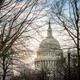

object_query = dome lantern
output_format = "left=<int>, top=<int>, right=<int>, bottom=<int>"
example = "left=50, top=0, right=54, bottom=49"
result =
left=47, top=21, right=53, bottom=38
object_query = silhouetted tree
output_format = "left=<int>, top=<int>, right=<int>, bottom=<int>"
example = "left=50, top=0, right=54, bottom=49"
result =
left=0, top=0, right=45, bottom=80
left=49, top=0, right=80, bottom=80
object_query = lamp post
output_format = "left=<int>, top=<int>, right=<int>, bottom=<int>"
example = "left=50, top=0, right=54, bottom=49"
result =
left=47, top=70, right=53, bottom=80
left=53, top=71, right=55, bottom=80
left=47, top=72, right=50, bottom=80
left=67, top=49, right=71, bottom=80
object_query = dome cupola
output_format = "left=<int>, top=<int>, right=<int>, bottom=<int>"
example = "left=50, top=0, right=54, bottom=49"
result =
left=37, top=21, right=61, bottom=55
left=47, top=21, right=53, bottom=38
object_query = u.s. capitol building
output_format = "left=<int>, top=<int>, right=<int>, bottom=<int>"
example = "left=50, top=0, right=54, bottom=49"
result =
left=35, top=22, right=63, bottom=70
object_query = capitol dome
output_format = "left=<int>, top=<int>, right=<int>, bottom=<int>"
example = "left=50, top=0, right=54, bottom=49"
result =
left=40, top=37, right=61, bottom=49
left=35, top=21, right=62, bottom=69
left=38, top=37, right=61, bottom=53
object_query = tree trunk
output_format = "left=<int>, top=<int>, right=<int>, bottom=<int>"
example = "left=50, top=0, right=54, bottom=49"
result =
left=76, top=10, right=80, bottom=80
left=3, top=72, right=6, bottom=80
left=2, top=57, right=6, bottom=80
